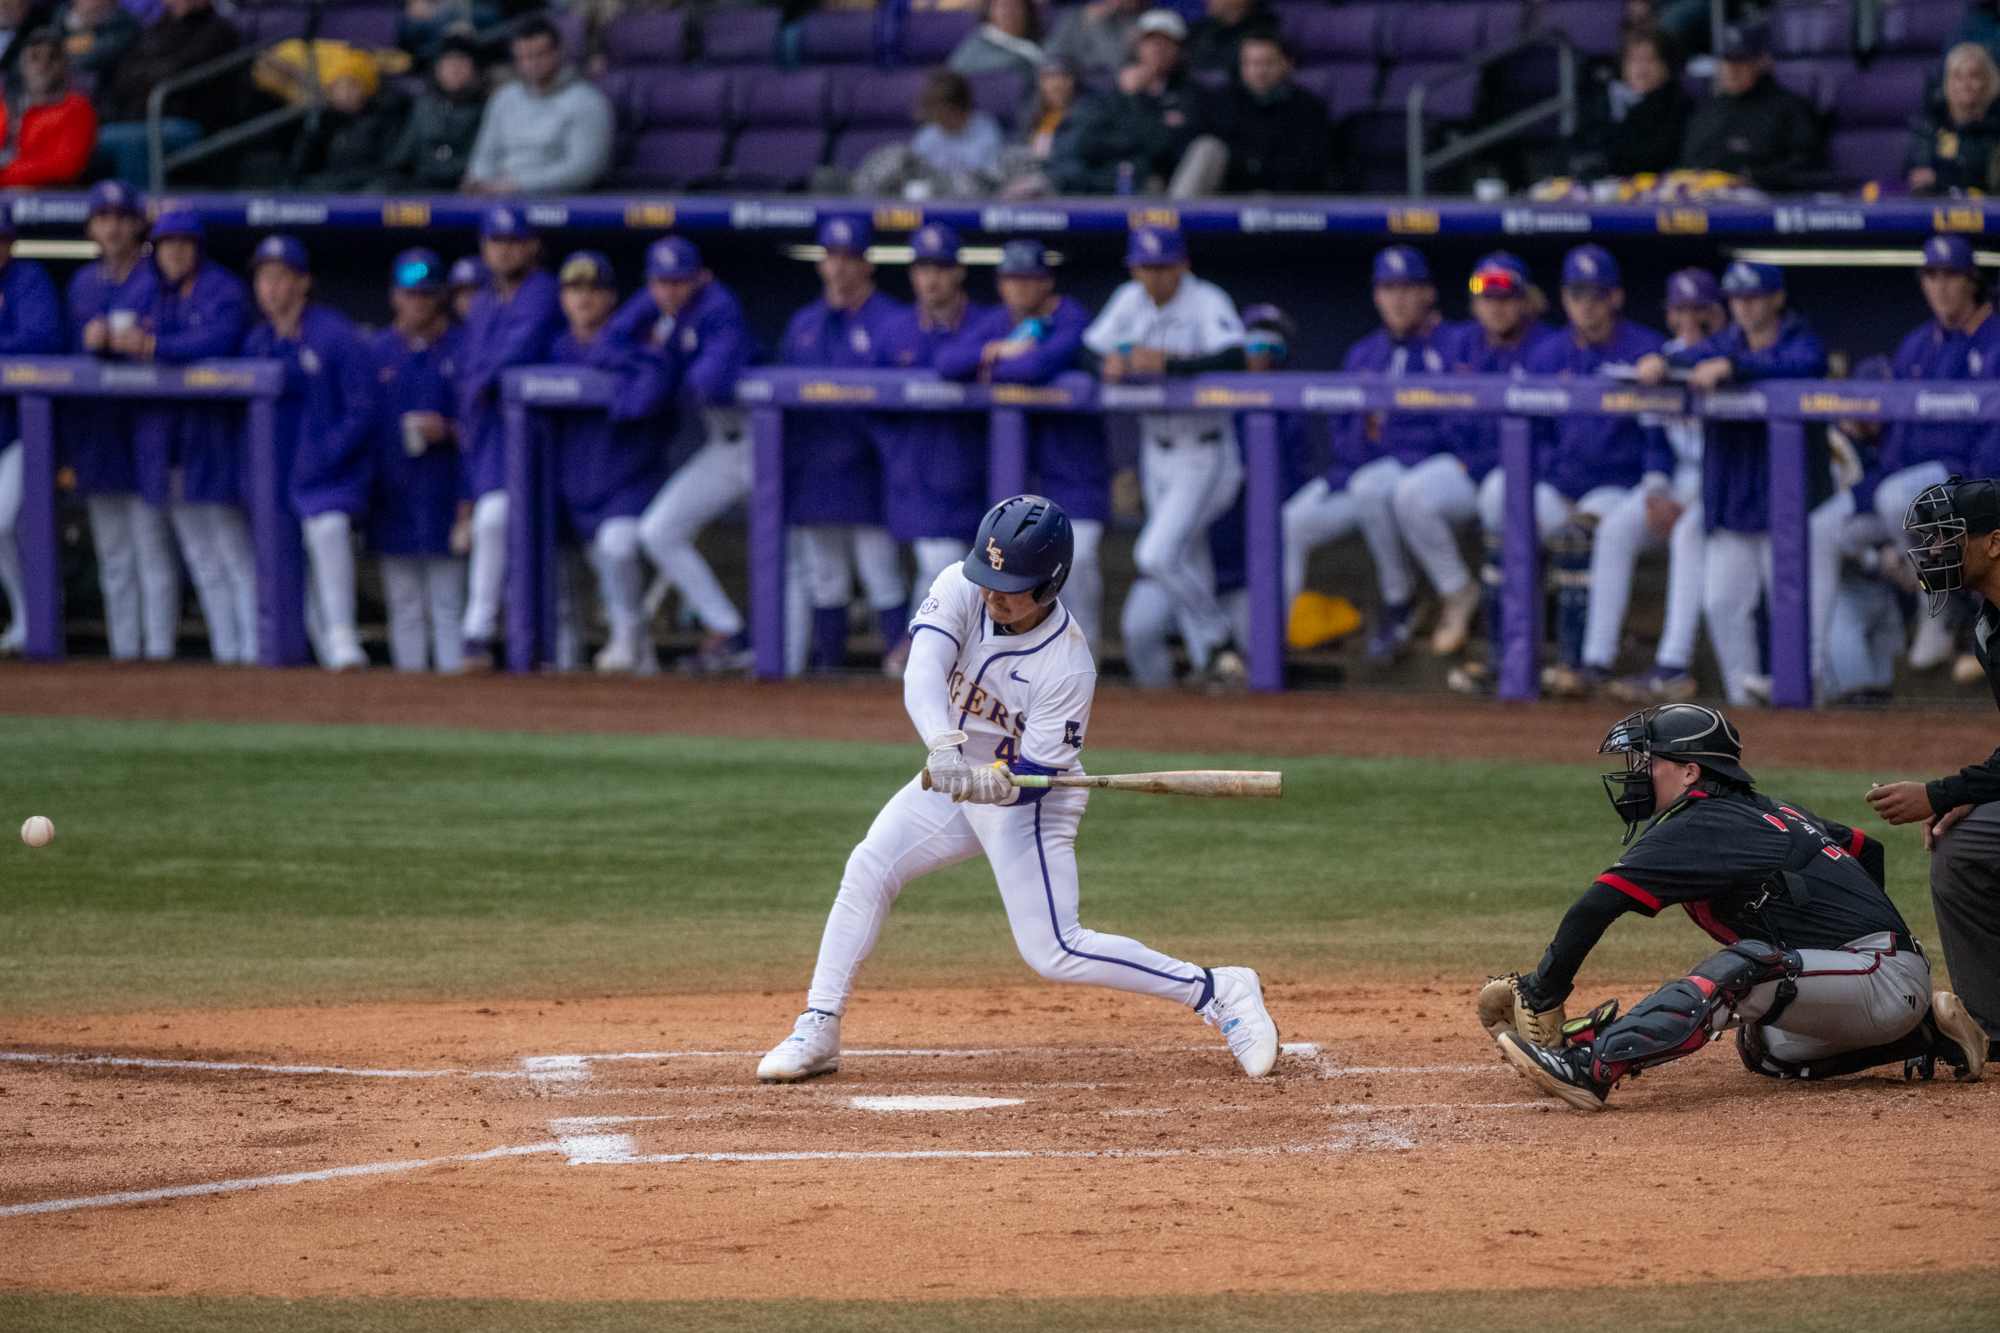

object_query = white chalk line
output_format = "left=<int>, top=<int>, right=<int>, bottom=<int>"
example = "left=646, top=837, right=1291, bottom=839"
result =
left=549, top=1131, right=1419, bottom=1166
left=0, top=1143, right=561, bottom=1220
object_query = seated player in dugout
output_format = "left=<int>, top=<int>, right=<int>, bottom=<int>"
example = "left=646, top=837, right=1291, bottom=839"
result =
left=1481, top=704, right=1987, bottom=1113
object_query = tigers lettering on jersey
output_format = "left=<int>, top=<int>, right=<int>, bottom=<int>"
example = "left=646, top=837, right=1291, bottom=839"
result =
left=947, top=665, right=1029, bottom=738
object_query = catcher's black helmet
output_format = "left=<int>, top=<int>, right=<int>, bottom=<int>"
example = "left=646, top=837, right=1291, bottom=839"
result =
left=1904, top=475, right=2000, bottom=614
left=1599, top=705, right=1750, bottom=841
left=963, top=495, right=1072, bottom=606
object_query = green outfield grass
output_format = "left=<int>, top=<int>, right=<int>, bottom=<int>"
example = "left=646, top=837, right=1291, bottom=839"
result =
left=0, top=714, right=1943, bottom=1016
left=4, top=1271, right=1998, bottom=1333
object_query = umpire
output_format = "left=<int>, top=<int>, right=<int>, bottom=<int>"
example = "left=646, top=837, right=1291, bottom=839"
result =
left=1868, top=476, right=2000, bottom=1047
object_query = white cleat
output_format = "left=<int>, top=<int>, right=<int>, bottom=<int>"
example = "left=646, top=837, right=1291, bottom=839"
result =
left=1933, top=991, right=1989, bottom=1083
left=1201, top=966, right=1279, bottom=1077
left=757, top=1009, right=841, bottom=1083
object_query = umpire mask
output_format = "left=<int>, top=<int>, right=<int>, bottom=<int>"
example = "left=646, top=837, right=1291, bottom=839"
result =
left=1904, top=477, right=2000, bottom=616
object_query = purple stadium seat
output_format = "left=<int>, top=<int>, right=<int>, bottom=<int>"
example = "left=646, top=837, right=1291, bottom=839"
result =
left=1771, top=1, right=1854, bottom=56
left=730, top=128, right=828, bottom=188
left=899, top=11, right=980, bottom=65
left=1837, top=58, right=1935, bottom=127
left=1283, top=5, right=1382, bottom=63
left=797, top=11, right=879, bottom=66
left=318, top=7, right=398, bottom=50
left=736, top=68, right=832, bottom=127
left=244, top=8, right=311, bottom=45
left=1878, top=0, right=1963, bottom=56
left=1827, top=127, right=1911, bottom=187
left=623, top=129, right=731, bottom=188
left=1533, top=0, right=1622, bottom=55
left=1478, top=1, right=1526, bottom=47
left=832, top=126, right=909, bottom=168
left=1383, top=61, right=1480, bottom=120
left=1294, top=62, right=1379, bottom=120
left=603, top=12, right=689, bottom=69
left=838, top=68, right=930, bottom=127
left=553, top=10, right=587, bottom=60
left=702, top=8, right=780, bottom=65
left=634, top=69, right=733, bottom=128
left=966, top=69, right=1026, bottom=130
left=1385, top=3, right=1487, bottom=62
left=1773, top=58, right=1850, bottom=114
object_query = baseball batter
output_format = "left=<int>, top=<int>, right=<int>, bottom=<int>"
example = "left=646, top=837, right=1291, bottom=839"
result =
left=757, top=494, right=1280, bottom=1084
left=1485, top=704, right=1987, bottom=1112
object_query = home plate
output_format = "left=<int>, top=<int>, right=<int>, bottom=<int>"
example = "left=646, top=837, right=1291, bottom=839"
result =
left=850, top=1095, right=1025, bottom=1112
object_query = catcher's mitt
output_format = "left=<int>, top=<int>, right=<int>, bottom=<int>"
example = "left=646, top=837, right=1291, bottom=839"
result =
left=1478, top=973, right=1567, bottom=1047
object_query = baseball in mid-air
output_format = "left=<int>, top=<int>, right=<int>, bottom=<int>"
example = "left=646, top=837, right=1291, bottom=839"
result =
left=21, top=816, right=53, bottom=848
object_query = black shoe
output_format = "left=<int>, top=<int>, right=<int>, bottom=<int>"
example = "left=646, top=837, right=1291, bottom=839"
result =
left=1497, top=1030, right=1612, bottom=1112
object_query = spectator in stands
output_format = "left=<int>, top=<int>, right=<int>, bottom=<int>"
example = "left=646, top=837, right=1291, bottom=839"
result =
left=1907, top=42, right=2000, bottom=195
left=949, top=0, right=1043, bottom=85
left=853, top=70, right=1005, bottom=199
left=1185, top=0, right=1277, bottom=75
left=1046, top=0, right=1146, bottom=74
left=95, top=0, right=239, bottom=187
left=242, top=234, right=379, bottom=673
left=1677, top=21, right=1822, bottom=193
left=934, top=237, right=1110, bottom=650
left=1190, top=34, right=1329, bottom=194
left=287, top=59, right=409, bottom=193
left=1065, top=9, right=1209, bottom=196
left=1016, top=56, right=1098, bottom=196
left=367, top=248, right=468, bottom=673
left=53, top=0, right=140, bottom=88
left=1569, top=25, right=1694, bottom=179
left=0, top=0, right=54, bottom=91
left=398, top=0, right=498, bottom=75
left=0, top=199, right=60, bottom=659
left=371, top=33, right=485, bottom=191
left=0, top=29, right=95, bottom=186
left=461, top=17, right=612, bottom=196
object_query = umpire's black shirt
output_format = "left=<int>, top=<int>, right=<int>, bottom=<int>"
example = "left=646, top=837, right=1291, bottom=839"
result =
left=1928, top=599, right=2000, bottom=813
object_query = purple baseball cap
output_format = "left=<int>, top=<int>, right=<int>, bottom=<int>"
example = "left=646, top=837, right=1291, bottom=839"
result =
left=1467, top=250, right=1529, bottom=297
left=1240, top=303, right=1295, bottom=341
left=646, top=236, right=704, bottom=280
left=250, top=233, right=310, bottom=275
left=1721, top=260, right=1784, bottom=296
left=910, top=222, right=963, bottom=265
left=1922, top=234, right=1978, bottom=274
left=88, top=180, right=144, bottom=217
left=1561, top=244, right=1621, bottom=290
left=1665, top=268, right=1721, bottom=309
left=150, top=208, right=204, bottom=242
left=1126, top=225, right=1186, bottom=266
left=1373, top=245, right=1430, bottom=286
left=448, top=255, right=487, bottom=289
left=392, top=247, right=445, bottom=292
left=818, top=215, right=872, bottom=254
left=997, top=238, right=1052, bottom=277
left=480, top=205, right=535, bottom=240
left=1717, top=21, right=1772, bottom=61
left=558, top=250, right=618, bottom=289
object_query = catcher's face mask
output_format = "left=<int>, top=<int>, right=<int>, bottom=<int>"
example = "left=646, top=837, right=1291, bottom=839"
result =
left=1599, top=710, right=1658, bottom=844
left=1904, top=481, right=1969, bottom=616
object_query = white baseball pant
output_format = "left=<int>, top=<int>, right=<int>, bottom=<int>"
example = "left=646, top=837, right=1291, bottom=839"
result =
left=461, top=489, right=508, bottom=644
left=799, top=525, right=906, bottom=611
left=1581, top=475, right=1706, bottom=672
left=302, top=511, right=363, bottom=669
left=1825, top=574, right=1903, bottom=696
left=1702, top=490, right=1851, bottom=705
left=1734, top=932, right=1931, bottom=1064
left=168, top=488, right=257, bottom=665
left=911, top=538, right=969, bottom=608
left=804, top=777, right=1211, bottom=1017
left=1476, top=472, right=1629, bottom=538
left=587, top=515, right=652, bottom=670
left=637, top=415, right=750, bottom=637
left=381, top=555, right=466, bottom=672
left=1122, top=576, right=1247, bottom=688
left=0, top=440, right=23, bottom=650
left=1873, top=460, right=1955, bottom=667
left=87, top=493, right=181, bottom=660
left=1281, top=456, right=1410, bottom=606
left=1390, top=453, right=1479, bottom=599
left=1134, top=419, right=1242, bottom=668
left=1066, top=518, right=1103, bottom=655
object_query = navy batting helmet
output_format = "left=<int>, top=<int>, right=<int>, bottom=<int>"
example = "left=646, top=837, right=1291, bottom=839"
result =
left=964, top=495, right=1072, bottom=606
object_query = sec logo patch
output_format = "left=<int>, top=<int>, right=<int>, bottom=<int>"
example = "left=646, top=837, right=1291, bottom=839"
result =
left=918, top=597, right=939, bottom=615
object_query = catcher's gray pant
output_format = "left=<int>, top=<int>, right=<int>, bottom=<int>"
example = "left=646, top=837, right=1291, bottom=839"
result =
left=1733, top=932, right=1931, bottom=1063
left=1930, top=802, right=2000, bottom=1042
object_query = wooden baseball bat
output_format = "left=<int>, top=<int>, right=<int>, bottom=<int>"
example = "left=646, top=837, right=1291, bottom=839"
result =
left=921, top=769, right=1281, bottom=798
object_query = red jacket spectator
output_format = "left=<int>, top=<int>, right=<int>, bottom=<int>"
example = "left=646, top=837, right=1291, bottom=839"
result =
left=0, top=29, right=94, bottom=187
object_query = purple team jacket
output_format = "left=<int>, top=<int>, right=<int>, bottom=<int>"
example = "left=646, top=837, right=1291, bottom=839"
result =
left=875, top=297, right=992, bottom=543
left=367, top=322, right=464, bottom=559
left=779, top=288, right=904, bottom=526
left=124, top=257, right=249, bottom=508
left=1523, top=317, right=1666, bottom=502
left=457, top=268, right=565, bottom=498
left=243, top=304, right=381, bottom=520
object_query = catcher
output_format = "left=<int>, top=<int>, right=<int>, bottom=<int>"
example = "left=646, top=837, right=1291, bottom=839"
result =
left=1481, top=703, right=1988, bottom=1112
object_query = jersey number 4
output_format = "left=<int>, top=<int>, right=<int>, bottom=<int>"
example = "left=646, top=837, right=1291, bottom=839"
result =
left=993, top=737, right=1019, bottom=766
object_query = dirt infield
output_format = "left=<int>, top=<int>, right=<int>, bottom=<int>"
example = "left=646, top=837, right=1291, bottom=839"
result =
left=3, top=661, right=1993, bottom=771
left=4, top=984, right=1996, bottom=1301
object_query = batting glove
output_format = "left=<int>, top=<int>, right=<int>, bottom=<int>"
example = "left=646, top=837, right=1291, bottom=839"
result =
left=925, top=730, right=973, bottom=798
left=958, top=761, right=1016, bottom=805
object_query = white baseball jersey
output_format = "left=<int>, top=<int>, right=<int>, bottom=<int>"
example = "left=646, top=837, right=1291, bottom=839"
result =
left=907, top=564, right=1094, bottom=776
left=1083, top=275, right=1245, bottom=441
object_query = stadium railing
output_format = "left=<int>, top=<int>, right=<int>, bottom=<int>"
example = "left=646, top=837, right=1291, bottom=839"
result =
left=499, top=368, right=1948, bottom=708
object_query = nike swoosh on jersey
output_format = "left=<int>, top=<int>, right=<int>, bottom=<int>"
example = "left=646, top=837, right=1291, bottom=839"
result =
left=1009, top=670, right=1029, bottom=683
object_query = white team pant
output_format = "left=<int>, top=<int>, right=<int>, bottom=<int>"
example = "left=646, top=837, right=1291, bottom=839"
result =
left=1122, top=577, right=1248, bottom=688
left=912, top=538, right=969, bottom=607
left=1281, top=457, right=1409, bottom=607
left=799, top=524, right=905, bottom=610
left=302, top=510, right=363, bottom=669
left=0, top=440, right=23, bottom=649
left=1702, top=490, right=1851, bottom=705
left=1874, top=460, right=1956, bottom=666
left=1134, top=427, right=1242, bottom=667
left=805, top=777, right=1210, bottom=1016
left=1734, top=932, right=1931, bottom=1064
left=381, top=555, right=466, bottom=672
left=88, top=493, right=181, bottom=660
left=637, top=432, right=749, bottom=637
left=461, top=489, right=507, bottom=643
left=587, top=516, right=651, bottom=668
left=168, top=490, right=257, bottom=665
left=1581, top=483, right=1707, bottom=672
left=1476, top=471, right=1628, bottom=538
left=1066, top=518, right=1103, bottom=654
left=1826, top=574, right=1903, bottom=695
left=1390, top=453, right=1480, bottom=599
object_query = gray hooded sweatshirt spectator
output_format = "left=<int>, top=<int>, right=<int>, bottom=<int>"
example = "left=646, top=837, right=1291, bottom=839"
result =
left=463, top=67, right=612, bottom=193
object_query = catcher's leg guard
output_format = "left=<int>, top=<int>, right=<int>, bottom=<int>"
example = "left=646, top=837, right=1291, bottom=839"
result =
left=1549, top=520, right=1594, bottom=671
left=1590, top=941, right=1800, bottom=1084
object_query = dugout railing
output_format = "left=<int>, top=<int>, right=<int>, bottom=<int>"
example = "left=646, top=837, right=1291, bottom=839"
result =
left=496, top=368, right=1962, bottom=709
